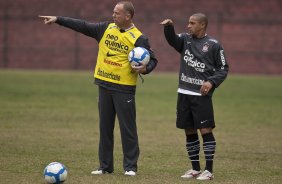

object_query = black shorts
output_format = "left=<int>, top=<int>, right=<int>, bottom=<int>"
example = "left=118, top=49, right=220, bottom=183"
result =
left=176, top=93, right=215, bottom=129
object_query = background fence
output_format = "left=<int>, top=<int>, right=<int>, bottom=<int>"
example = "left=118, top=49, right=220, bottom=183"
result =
left=1, top=0, right=282, bottom=74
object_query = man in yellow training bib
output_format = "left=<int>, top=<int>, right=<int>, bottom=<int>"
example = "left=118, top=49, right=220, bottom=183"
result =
left=39, top=1, right=158, bottom=176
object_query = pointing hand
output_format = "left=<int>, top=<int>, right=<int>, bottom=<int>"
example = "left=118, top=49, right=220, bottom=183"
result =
left=38, top=15, right=57, bottom=24
left=160, top=19, right=173, bottom=26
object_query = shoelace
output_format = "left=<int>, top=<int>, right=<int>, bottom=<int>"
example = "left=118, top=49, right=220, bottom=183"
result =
left=138, top=73, right=144, bottom=83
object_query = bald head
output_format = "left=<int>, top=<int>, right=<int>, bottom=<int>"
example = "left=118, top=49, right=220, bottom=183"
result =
left=117, top=1, right=135, bottom=18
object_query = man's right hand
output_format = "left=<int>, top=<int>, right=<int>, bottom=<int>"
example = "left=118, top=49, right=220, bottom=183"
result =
left=160, top=19, right=173, bottom=26
left=38, top=15, right=57, bottom=24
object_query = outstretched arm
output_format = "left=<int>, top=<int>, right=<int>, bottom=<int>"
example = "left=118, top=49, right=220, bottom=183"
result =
left=38, top=15, right=109, bottom=41
left=160, top=19, right=183, bottom=53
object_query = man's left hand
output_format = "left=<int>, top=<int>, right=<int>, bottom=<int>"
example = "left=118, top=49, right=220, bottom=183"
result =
left=132, top=63, right=146, bottom=74
left=200, top=81, right=213, bottom=96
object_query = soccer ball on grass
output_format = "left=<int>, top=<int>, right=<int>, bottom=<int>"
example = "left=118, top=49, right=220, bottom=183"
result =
left=44, top=162, right=67, bottom=184
left=128, top=47, right=150, bottom=67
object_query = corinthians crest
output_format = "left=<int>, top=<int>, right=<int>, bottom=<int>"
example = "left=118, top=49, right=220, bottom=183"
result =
left=202, top=42, right=209, bottom=52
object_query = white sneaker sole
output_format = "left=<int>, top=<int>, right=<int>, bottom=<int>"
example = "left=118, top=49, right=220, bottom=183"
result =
left=124, top=171, right=136, bottom=176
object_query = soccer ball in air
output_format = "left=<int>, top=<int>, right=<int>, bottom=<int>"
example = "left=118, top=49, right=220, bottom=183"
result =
left=44, top=162, right=67, bottom=184
left=128, top=47, right=150, bottom=67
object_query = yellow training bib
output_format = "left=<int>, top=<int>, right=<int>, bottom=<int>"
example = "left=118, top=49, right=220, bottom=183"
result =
left=94, top=23, right=142, bottom=86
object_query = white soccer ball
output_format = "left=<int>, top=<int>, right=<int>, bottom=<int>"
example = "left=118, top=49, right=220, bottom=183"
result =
left=128, top=47, right=150, bottom=67
left=44, top=162, right=67, bottom=184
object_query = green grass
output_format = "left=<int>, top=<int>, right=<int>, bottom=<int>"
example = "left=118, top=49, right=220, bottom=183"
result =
left=0, top=70, right=281, bottom=184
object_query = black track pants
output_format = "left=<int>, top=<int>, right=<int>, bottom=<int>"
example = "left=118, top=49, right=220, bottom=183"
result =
left=98, top=86, right=139, bottom=172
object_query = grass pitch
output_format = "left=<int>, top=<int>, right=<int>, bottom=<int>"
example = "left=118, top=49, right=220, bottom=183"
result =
left=0, top=70, right=281, bottom=184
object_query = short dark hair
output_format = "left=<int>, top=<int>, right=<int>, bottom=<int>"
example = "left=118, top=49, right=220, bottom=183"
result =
left=117, top=1, right=135, bottom=18
left=192, top=13, right=208, bottom=28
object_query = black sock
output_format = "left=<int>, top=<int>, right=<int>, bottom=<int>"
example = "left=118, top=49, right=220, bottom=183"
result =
left=186, top=133, right=200, bottom=171
left=202, top=132, right=216, bottom=173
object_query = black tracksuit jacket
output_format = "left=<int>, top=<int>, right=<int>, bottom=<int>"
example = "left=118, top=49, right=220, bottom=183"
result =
left=164, top=24, right=229, bottom=96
